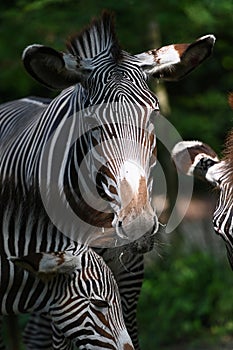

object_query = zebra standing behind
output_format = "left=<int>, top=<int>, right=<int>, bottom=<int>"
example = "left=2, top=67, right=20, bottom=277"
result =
left=172, top=93, right=233, bottom=269
left=0, top=11, right=215, bottom=349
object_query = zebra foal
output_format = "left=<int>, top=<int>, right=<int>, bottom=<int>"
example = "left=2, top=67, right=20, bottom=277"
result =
left=0, top=11, right=215, bottom=349
left=0, top=185, right=134, bottom=350
left=172, top=93, right=233, bottom=268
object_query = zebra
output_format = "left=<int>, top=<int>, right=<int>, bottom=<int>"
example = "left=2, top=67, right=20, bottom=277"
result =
left=171, top=93, right=233, bottom=269
left=0, top=184, right=135, bottom=350
left=0, top=11, right=215, bottom=349
left=1, top=95, right=144, bottom=349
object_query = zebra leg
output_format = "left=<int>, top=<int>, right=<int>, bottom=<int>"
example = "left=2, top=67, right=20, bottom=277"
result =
left=0, top=316, right=21, bottom=350
left=5, top=315, right=21, bottom=350
left=23, top=312, right=53, bottom=349
left=117, top=254, right=144, bottom=350
left=101, top=248, right=144, bottom=350
left=0, top=316, right=5, bottom=350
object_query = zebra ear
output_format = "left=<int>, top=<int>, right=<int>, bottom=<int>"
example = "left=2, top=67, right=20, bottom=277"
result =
left=171, top=140, right=223, bottom=185
left=22, top=45, right=91, bottom=90
left=9, top=251, right=82, bottom=277
left=136, top=34, right=215, bottom=81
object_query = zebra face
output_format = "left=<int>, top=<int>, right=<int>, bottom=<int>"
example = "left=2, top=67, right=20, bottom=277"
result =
left=10, top=249, right=134, bottom=349
left=49, top=249, right=135, bottom=349
left=76, top=54, right=159, bottom=244
left=83, top=100, right=158, bottom=248
left=21, top=12, right=215, bottom=248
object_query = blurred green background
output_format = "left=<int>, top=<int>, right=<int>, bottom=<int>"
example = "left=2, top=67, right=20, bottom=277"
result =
left=1, top=0, right=233, bottom=349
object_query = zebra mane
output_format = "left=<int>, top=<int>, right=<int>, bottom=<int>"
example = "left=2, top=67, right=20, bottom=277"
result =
left=223, top=93, right=233, bottom=186
left=66, top=11, right=121, bottom=61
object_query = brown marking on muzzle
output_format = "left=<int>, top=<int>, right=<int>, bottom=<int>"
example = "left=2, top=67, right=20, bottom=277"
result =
left=124, top=343, right=134, bottom=350
left=118, top=176, right=150, bottom=222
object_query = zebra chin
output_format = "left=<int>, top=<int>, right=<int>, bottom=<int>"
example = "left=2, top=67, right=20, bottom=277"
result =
left=75, top=328, right=135, bottom=350
left=113, top=208, right=159, bottom=253
left=107, top=169, right=158, bottom=251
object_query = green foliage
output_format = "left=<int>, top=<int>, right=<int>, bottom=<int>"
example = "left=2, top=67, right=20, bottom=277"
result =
left=170, top=90, right=232, bottom=154
left=138, top=249, right=233, bottom=348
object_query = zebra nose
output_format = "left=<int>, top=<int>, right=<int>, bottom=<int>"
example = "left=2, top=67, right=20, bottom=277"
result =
left=115, top=219, right=128, bottom=240
left=114, top=206, right=157, bottom=244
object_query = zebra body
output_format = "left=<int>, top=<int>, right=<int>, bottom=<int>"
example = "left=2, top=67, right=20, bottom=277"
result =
left=0, top=11, right=215, bottom=349
left=172, top=94, right=233, bottom=268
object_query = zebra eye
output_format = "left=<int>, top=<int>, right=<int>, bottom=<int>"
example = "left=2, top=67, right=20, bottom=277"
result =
left=90, top=299, right=110, bottom=309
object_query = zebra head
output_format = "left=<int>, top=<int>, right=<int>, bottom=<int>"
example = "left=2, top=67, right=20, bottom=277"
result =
left=22, top=12, right=215, bottom=249
left=10, top=247, right=135, bottom=349
left=171, top=94, right=233, bottom=268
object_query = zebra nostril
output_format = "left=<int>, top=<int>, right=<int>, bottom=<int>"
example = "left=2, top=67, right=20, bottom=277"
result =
left=118, top=220, right=122, bottom=227
left=116, top=219, right=129, bottom=240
